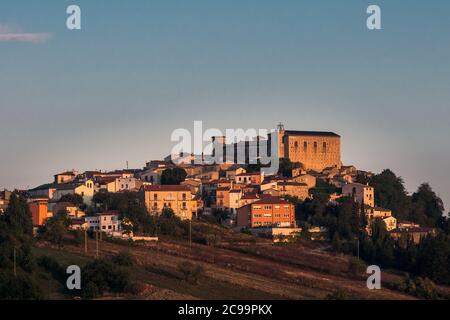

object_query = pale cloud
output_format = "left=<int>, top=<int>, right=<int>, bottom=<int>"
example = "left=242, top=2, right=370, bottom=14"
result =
left=0, top=33, right=52, bottom=43
left=0, top=24, right=51, bottom=43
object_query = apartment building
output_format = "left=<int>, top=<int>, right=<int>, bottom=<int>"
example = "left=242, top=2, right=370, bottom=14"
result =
left=237, top=196, right=295, bottom=228
left=141, top=185, right=197, bottom=220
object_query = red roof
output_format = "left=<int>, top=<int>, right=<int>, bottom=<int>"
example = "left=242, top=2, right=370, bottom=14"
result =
left=98, top=210, right=120, bottom=216
left=241, top=193, right=260, bottom=200
left=252, top=196, right=292, bottom=205
left=277, top=182, right=308, bottom=187
left=236, top=172, right=262, bottom=177
left=143, top=185, right=191, bottom=192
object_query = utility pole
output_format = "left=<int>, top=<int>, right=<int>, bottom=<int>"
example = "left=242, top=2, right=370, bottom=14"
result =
left=357, top=239, right=360, bottom=260
left=189, top=219, right=192, bottom=248
left=96, top=231, right=99, bottom=259
left=13, top=247, right=17, bottom=277
left=84, top=229, right=87, bottom=254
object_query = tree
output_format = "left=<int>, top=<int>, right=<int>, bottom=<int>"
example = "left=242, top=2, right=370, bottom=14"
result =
left=161, top=168, right=187, bottom=185
left=3, top=193, right=33, bottom=237
left=0, top=271, right=42, bottom=300
left=81, top=259, right=137, bottom=299
left=178, top=261, right=204, bottom=285
left=331, top=232, right=342, bottom=252
left=59, top=193, right=85, bottom=208
left=278, top=158, right=303, bottom=177
left=410, top=183, right=444, bottom=227
left=212, top=208, right=229, bottom=224
left=161, top=207, right=175, bottom=219
left=40, top=210, right=70, bottom=247
left=369, top=169, right=411, bottom=221
left=367, top=219, right=395, bottom=267
left=414, top=234, right=450, bottom=285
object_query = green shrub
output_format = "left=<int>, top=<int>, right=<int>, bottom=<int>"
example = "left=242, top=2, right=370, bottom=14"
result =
left=111, top=251, right=135, bottom=267
left=0, top=270, right=42, bottom=300
left=325, top=289, right=349, bottom=300
left=388, top=276, right=439, bottom=299
left=347, top=257, right=366, bottom=278
left=177, top=261, right=205, bottom=285
left=81, top=259, right=140, bottom=299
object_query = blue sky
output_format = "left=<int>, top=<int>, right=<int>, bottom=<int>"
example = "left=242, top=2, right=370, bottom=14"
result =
left=1, top=0, right=449, bottom=210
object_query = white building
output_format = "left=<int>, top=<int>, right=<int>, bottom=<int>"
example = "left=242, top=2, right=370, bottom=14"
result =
left=85, top=211, right=122, bottom=233
left=342, top=182, right=374, bottom=207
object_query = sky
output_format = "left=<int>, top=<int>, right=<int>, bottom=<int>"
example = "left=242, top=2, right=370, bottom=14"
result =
left=0, top=0, right=449, bottom=211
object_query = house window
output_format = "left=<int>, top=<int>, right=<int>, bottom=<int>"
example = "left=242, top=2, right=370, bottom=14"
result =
left=314, top=142, right=318, bottom=152
left=154, top=194, right=158, bottom=200
left=323, top=142, right=327, bottom=152
left=303, top=141, right=307, bottom=152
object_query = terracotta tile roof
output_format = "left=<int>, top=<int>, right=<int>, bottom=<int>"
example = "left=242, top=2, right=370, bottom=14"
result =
left=389, top=227, right=435, bottom=234
left=252, top=196, right=292, bottom=205
left=236, top=172, right=262, bottom=177
left=143, top=185, right=191, bottom=192
left=55, top=171, right=77, bottom=176
left=277, top=182, right=308, bottom=187
left=97, top=210, right=120, bottom=216
left=70, top=219, right=86, bottom=225
left=241, top=193, right=260, bottom=200
left=99, top=176, right=117, bottom=184
left=284, top=130, right=340, bottom=138
left=56, top=183, right=83, bottom=191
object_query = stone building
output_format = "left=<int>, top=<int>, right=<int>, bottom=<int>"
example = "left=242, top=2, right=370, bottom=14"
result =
left=210, top=125, right=341, bottom=173
left=274, top=128, right=341, bottom=172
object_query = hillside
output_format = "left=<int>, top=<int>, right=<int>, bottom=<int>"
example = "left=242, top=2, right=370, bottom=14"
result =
left=30, top=223, right=450, bottom=300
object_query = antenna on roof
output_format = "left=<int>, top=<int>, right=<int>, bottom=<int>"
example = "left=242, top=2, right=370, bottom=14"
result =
left=126, top=161, right=129, bottom=170
left=277, top=122, right=285, bottom=131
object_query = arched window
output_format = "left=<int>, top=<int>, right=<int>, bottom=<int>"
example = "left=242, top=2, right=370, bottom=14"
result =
left=303, top=141, right=307, bottom=152
left=314, top=142, right=318, bottom=153
left=323, top=142, right=327, bottom=152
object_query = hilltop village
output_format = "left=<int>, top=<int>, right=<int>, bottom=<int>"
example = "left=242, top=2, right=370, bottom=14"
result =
left=1, top=126, right=437, bottom=243
left=2, top=125, right=450, bottom=300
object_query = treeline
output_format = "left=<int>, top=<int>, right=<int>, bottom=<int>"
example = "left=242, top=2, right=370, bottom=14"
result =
left=357, top=169, right=446, bottom=228
left=0, top=193, right=42, bottom=299
left=287, top=169, right=450, bottom=285
left=0, top=192, right=145, bottom=300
